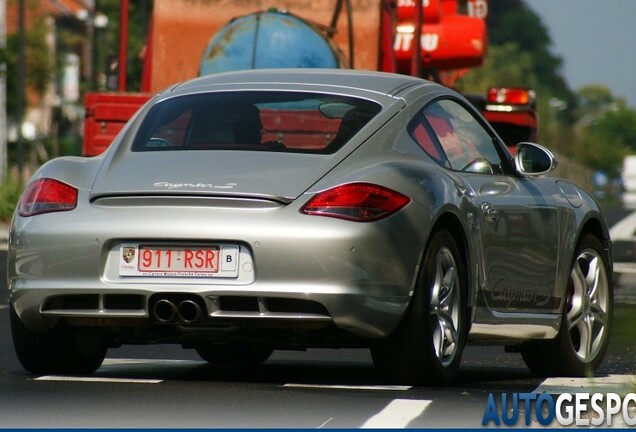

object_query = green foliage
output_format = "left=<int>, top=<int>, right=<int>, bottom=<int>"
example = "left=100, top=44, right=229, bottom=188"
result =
left=24, top=17, right=53, bottom=96
left=454, top=43, right=538, bottom=93
left=576, top=84, right=626, bottom=118
left=569, top=84, right=636, bottom=178
left=3, top=15, right=53, bottom=116
left=578, top=85, right=616, bottom=109
left=576, top=107, right=636, bottom=177
left=0, top=178, right=24, bottom=222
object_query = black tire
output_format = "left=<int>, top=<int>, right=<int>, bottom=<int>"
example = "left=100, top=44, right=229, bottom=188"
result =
left=11, top=305, right=107, bottom=375
left=521, top=234, right=613, bottom=377
left=196, top=344, right=273, bottom=365
left=371, top=229, right=467, bottom=386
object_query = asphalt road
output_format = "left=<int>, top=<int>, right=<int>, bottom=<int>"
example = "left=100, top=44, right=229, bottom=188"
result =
left=0, top=306, right=544, bottom=428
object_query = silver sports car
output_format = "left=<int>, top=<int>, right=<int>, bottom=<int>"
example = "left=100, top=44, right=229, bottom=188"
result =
left=9, top=69, right=613, bottom=385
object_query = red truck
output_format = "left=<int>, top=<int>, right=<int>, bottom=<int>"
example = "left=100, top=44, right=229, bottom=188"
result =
left=83, top=0, right=537, bottom=156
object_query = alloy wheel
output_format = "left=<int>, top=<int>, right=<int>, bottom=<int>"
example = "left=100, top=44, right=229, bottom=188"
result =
left=566, top=248, right=610, bottom=363
left=430, top=247, right=461, bottom=367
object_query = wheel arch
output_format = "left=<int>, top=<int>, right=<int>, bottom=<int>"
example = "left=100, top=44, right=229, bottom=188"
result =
left=556, top=214, right=614, bottom=316
left=372, top=210, right=472, bottom=385
left=573, top=214, right=613, bottom=291
left=577, top=215, right=612, bottom=257
left=427, top=211, right=476, bottom=316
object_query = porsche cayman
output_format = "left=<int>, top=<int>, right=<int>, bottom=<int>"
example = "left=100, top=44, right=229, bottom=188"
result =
left=8, top=69, right=613, bottom=384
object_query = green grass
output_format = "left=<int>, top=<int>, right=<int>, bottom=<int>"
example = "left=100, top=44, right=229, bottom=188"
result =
left=610, top=303, right=636, bottom=392
left=610, top=303, right=636, bottom=346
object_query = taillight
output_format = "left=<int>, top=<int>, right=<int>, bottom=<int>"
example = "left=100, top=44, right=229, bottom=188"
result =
left=487, top=87, right=534, bottom=106
left=301, top=183, right=410, bottom=222
left=18, top=178, right=78, bottom=217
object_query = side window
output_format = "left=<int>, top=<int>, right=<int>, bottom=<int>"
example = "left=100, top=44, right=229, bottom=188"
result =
left=423, top=99, right=504, bottom=174
left=409, top=121, right=445, bottom=165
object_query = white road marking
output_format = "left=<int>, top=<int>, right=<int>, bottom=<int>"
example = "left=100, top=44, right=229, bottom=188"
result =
left=534, top=374, right=636, bottom=395
left=0, top=304, right=8, bottom=310
left=613, top=262, right=636, bottom=274
left=317, top=417, right=333, bottom=428
left=33, top=358, right=205, bottom=384
left=102, top=358, right=202, bottom=366
left=283, top=383, right=412, bottom=391
left=34, top=376, right=162, bottom=384
left=609, top=211, right=636, bottom=240
left=361, top=398, right=432, bottom=428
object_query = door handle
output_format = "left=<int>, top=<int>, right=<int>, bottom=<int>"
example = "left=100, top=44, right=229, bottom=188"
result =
left=481, top=202, right=498, bottom=223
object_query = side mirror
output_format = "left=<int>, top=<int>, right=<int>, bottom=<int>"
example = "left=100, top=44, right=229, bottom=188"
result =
left=513, top=142, right=557, bottom=176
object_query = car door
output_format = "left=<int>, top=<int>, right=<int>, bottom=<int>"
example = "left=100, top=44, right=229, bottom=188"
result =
left=417, top=98, right=559, bottom=313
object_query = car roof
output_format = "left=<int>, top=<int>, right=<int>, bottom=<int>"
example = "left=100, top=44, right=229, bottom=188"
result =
left=168, top=68, right=438, bottom=100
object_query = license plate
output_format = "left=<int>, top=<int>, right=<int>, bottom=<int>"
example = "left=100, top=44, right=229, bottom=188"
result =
left=118, top=244, right=239, bottom=278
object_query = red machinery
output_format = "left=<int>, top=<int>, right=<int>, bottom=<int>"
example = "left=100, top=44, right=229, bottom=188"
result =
left=83, top=0, right=537, bottom=156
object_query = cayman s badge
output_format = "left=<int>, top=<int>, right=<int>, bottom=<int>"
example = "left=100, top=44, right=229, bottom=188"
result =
left=153, top=182, right=237, bottom=190
left=122, top=247, right=136, bottom=264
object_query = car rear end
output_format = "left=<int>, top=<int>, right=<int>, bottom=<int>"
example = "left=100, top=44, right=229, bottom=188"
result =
left=9, top=73, right=430, bottom=348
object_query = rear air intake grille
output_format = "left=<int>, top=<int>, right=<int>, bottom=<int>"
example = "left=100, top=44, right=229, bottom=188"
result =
left=104, top=295, right=145, bottom=310
left=219, top=296, right=259, bottom=312
left=216, top=295, right=329, bottom=316
left=266, top=298, right=329, bottom=315
left=43, top=295, right=97, bottom=310
left=42, top=294, right=145, bottom=312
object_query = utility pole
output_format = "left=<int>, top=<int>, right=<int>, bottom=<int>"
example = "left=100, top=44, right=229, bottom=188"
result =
left=16, top=0, right=25, bottom=178
left=0, top=0, right=7, bottom=180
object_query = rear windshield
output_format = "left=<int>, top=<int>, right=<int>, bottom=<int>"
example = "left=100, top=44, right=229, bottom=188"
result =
left=131, top=91, right=382, bottom=154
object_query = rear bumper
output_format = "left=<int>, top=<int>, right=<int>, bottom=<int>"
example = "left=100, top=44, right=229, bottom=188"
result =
left=8, top=197, right=425, bottom=341
left=10, top=281, right=410, bottom=341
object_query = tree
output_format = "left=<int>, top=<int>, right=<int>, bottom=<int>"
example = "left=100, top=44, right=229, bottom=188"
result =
left=454, top=43, right=538, bottom=93
left=2, top=15, right=52, bottom=117
left=576, top=106, right=636, bottom=177
left=577, top=84, right=625, bottom=119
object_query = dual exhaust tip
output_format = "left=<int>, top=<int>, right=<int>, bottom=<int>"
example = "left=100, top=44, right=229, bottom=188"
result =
left=153, top=298, right=203, bottom=324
